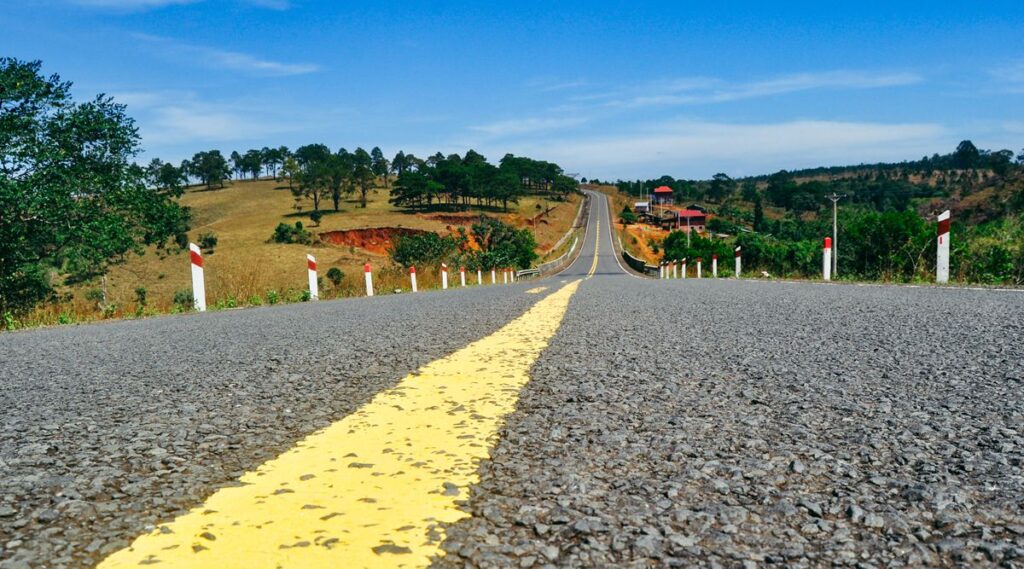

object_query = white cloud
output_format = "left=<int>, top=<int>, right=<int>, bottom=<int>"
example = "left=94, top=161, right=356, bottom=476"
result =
left=72, top=0, right=287, bottom=8
left=469, top=117, right=588, bottom=137
left=598, top=71, right=922, bottom=108
left=490, top=120, right=949, bottom=179
left=133, top=33, right=318, bottom=76
left=991, top=61, right=1024, bottom=83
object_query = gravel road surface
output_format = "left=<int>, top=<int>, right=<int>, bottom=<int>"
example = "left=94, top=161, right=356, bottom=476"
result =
left=3, top=190, right=1023, bottom=568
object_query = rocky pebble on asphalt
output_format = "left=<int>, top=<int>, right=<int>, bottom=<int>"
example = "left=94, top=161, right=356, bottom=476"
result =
left=434, top=278, right=1024, bottom=568
left=0, top=286, right=541, bottom=569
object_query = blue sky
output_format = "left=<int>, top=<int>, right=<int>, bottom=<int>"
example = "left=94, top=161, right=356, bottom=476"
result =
left=5, top=1, right=1024, bottom=179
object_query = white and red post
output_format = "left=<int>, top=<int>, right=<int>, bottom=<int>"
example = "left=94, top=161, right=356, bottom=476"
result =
left=672, top=261, right=678, bottom=279
left=409, top=265, right=418, bottom=292
left=306, top=254, right=318, bottom=301
left=460, top=266, right=467, bottom=287
left=696, top=257, right=703, bottom=279
left=491, top=269, right=496, bottom=284
left=189, top=243, right=207, bottom=312
left=364, top=263, right=374, bottom=296
left=503, top=269, right=508, bottom=284
left=477, top=269, right=483, bottom=285
left=441, top=263, right=449, bottom=290
left=734, top=246, right=741, bottom=278
left=681, top=258, right=687, bottom=279
left=712, top=254, right=718, bottom=278
left=937, top=210, right=950, bottom=284
left=823, top=237, right=832, bottom=281
left=659, top=262, right=665, bottom=279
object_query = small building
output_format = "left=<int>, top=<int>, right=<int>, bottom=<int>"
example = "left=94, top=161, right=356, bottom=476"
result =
left=652, top=185, right=674, bottom=205
left=634, top=201, right=650, bottom=214
left=686, top=203, right=708, bottom=213
left=671, top=209, right=707, bottom=233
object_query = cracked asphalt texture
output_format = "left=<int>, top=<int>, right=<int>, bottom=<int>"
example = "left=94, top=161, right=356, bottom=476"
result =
left=3, top=190, right=1024, bottom=568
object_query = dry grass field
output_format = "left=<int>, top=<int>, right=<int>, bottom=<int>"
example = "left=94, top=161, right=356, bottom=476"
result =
left=24, top=179, right=581, bottom=326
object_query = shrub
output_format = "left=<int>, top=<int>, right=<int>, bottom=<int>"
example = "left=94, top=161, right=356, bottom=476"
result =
left=310, top=210, right=323, bottom=226
left=326, top=267, right=344, bottom=286
left=271, top=222, right=313, bottom=245
left=198, top=231, right=218, bottom=253
left=390, top=232, right=458, bottom=268
left=134, top=286, right=147, bottom=307
left=173, top=289, right=194, bottom=309
left=266, top=290, right=280, bottom=305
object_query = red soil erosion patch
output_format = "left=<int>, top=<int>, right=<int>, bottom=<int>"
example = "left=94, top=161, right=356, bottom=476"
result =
left=319, top=227, right=428, bottom=255
left=419, top=213, right=493, bottom=225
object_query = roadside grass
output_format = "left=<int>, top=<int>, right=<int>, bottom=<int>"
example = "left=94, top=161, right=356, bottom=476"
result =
left=8, top=180, right=579, bottom=330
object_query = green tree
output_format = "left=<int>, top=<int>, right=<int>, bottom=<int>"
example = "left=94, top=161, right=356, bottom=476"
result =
left=753, top=197, right=765, bottom=231
left=389, top=232, right=459, bottom=268
left=352, top=147, right=376, bottom=208
left=0, top=58, right=189, bottom=314
left=189, top=150, right=231, bottom=189
left=953, top=140, right=980, bottom=170
left=471, top=217, right=538, bottom=269
left=370, top=146, right=390, bottom=186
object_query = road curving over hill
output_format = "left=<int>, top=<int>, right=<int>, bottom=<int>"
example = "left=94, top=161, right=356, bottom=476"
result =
left=2, top=191, right=1023, bottom=568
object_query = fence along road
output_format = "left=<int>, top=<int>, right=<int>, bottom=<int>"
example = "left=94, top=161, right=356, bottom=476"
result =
left=3, top=192, right=1024, bottom=567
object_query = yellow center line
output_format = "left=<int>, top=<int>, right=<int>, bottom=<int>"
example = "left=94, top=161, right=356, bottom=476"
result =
left=586, top=219, right=600, bottom=279
left=525, top=286, right=548, bottom=294
left=100, top=280, right=582, bottom=569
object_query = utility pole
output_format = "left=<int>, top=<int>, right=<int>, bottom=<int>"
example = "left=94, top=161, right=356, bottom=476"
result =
left=827, top=193, right=846, bottom=278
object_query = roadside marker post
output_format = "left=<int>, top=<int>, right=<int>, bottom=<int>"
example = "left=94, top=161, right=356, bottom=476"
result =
left=735, top=247, right=741, bottom=278
left=823, top=237, right=832, bottom=281
left=672, top=261, right=678, bottom=279
left=189, top=243, right=207, bottom=312
left=681, top=258, right=687, bottom=279
left=510, top=269, right=515, bottom=283
left=659, top=263, right=664, bottom=279
left=477, top=269, right=482, bottom=285
left=937, top=210, right=950, bottom=284
left=441, top=263, right=448, bottom=290
left=503, top=269, right=508, bottom=284
left=697, top=257, right=703, bottom=279
left=460, top=266, right=467, bottom=287
left=364, top=263, right=374, bottom=296
left=306, top=254, right=318, bottom=301
left=410, top=266, right=418, bottom=293
left=491, top=269, right=496, bottom=284
left=712, top=254, right=718, bottom=278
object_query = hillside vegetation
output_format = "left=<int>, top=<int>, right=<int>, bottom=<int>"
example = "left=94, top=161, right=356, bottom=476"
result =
left=609, top=141, right=1024, bottom=284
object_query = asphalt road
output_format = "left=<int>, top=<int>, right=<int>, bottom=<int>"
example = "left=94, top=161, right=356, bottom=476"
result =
left=2, top=191, right=1023, bottom=568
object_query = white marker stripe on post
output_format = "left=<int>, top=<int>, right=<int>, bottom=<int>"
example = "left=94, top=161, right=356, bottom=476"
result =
left=937, top=210, right=950, bottom=284
left=477, top=269, right=482, bottom=285
left=735, top=246, right=741, bottom=279
left=503, top=269, right=508, bottom=284
left=681, top=259, right=687, bottom=279
left=491, top=269, right=496, bottom=284
left=697, top=258, right=702, bottom=279
left=410, top=265, right=418, bottom=293
left=441, top=263, right=448, bottom=290
left=460, top=266, right=466, bottom=288
left=364, top=263, right=374, bottom=297
left=306, top=254, right=318, bottom=301
left=189, top=243, right=206, bottom=312
left=823, top=237, right=832, bottom=281
left=712, top=254, right=718, bottom=278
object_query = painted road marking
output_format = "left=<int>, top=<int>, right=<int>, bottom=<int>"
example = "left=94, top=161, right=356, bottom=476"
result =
left=100, top=280, right=582, bottom=569
left=525, top=286, right=548, bottom=294
left=586, top=219, right=600, bottom=279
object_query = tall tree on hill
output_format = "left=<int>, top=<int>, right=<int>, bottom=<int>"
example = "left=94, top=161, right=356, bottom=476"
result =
left=352, top=147, right=376, bottom=208
left=391, top=150, right=410, bottom=177
left=146, top=159, right=186, bottom=194
left=326, top=150, right=354, bottom=211
left=189, top=150, right=231, bottom=189
left=954, top=140, right=980, bottom=170
left=708, top=173, right=735, bottom=202
left=230, top=151, right=243, bottom=180
left=242, top=149, right=263, bottom=180
left=0, top=57, right=190, bottom=314
left=370, top=146, right=390, bottom=186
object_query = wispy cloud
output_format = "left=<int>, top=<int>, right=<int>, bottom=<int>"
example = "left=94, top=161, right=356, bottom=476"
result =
left=111, top=90, right=304, bottom=147
left=493, top=119, right=948, bottom=179
left=590, top=70, right=922, bottom=108
left=133, top=33, right=318, bottom=76
left=469, top=117, right=588, bottom=137
left=989, top=61, right=1024, bottom=93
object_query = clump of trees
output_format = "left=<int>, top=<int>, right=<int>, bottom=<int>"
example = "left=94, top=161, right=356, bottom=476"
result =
left=389, top=151, right=578, bottom=211
left=0, top=58, right=190, bottom=315
left=389, top=217, right=538, bottom=270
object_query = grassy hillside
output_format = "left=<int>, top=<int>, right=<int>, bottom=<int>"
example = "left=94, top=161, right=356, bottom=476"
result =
left=25, top=179, right=580, bottom=325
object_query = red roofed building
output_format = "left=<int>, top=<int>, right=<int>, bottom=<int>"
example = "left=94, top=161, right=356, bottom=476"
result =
left=652, top=185, right=674, bottom=205
left=672, top=209, right=707, bottom=232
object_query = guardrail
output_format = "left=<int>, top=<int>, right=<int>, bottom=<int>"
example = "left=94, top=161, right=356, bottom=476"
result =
left=622, top=249, right=658, bottom=276
left=531, top=237, right=578, bottom=276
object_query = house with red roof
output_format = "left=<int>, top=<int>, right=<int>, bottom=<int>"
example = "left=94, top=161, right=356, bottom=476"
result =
left=652, top=185, right=674, bottom=205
